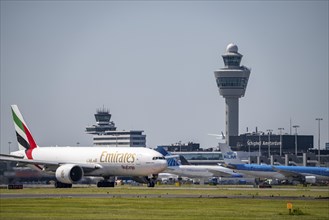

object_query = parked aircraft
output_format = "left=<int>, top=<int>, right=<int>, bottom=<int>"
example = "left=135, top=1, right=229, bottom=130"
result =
left=0, top=105, right=167, bottom=188
left=156, top=146, right=242, bottom=181
left=219, top=143, right=329, bottom=184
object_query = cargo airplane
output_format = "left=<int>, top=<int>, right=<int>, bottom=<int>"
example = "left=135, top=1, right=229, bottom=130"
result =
left=219, top=143, right=329, bottom=184
left=0, top=105, right=167, bottom=188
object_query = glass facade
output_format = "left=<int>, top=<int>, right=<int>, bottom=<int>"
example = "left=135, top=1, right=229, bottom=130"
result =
left=229, top=134, right=314, bottom=155
left=216, top=77, right=248, bottom=89
left=93, top=132, right=146, bottom=147
left=223, top=55, right=241, bottom=67
left=95, top=114, right=111, bottom=123
left=175, top=152, right=223, bottom=161
left=169, top=152, right=224, bottom=165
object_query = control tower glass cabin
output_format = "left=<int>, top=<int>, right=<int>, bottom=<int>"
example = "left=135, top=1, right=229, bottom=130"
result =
left=85, top=107, right=116, bottom=135
left=214, top=44, right=251, bottom=144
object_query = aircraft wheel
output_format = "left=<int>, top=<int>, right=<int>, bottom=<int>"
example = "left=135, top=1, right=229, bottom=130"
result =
left=55, top=181, right=72, bottom=188
left=147, top=182, right=155, bottom=187
left=97, top=181, right=115, bottom=187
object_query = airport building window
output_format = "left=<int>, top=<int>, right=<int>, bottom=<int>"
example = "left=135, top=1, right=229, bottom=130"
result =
left=177, top=153, right=223, bottom=161
left=216, top=77, right=247, bottom=89
left=223, top=56, right=241, bottom=67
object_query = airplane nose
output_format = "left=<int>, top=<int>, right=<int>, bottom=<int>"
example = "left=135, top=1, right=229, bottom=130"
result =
left=161, top=160, right=168, bottom=169
left=156, top=160, right=168, bottom=172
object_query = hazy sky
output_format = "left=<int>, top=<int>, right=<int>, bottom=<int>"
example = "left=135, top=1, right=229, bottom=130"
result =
left=1, top=1, right=328, bottom=153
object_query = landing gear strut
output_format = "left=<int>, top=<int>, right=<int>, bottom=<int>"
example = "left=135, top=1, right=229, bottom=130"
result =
left=147, top=181, right=155, bottom=187
left=146, top=174, right=158, bottom=187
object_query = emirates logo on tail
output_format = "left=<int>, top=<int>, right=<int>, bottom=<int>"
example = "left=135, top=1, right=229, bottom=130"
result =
left=11, top=105, right=38, bottom=159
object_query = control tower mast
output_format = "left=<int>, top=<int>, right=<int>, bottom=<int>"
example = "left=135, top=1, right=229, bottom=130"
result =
left=214, top=44, right=251, bottom=145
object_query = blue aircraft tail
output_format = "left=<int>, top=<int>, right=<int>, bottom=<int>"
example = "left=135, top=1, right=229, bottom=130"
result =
left=178, top=155, right=190, bottom=165
left=155, top=146, right=181, bottom=167
left=218, top=143, right=244, bottom=165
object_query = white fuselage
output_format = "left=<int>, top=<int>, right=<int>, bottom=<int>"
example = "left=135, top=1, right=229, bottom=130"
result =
left=237, top=170, right=286, bottom=180
left=21, top=146, right=167, bottom=177
left=166, top=165, right=238, bottom=178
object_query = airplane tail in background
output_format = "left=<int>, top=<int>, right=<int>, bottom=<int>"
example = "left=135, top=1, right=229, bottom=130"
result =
left=218, top=143, right=243, bottom=165
left=155, top=147, right=181, bottom=167
left=178, top=155, right=190, bottom=165
left=11, top=105, right=38, bottom=158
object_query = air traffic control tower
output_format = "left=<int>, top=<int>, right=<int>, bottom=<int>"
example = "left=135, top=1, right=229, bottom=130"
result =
left=214, top=44, right=251, bottom=145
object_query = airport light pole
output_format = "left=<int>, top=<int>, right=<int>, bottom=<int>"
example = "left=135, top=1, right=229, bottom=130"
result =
left=315, top=118, right=323, bottom=164
left=258, top=131, right=262, bottom=158
left=293, top=125, right=299, bottom=155
left=278, top=128, right=284, bottom=157
left=246, top=133, right=251, bottom=164
left=267, top=129, right=272, bottom=158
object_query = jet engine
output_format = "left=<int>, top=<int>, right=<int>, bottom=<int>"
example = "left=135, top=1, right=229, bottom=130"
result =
left=305, top=176, right=316, bottom=184
left=55, top=164, right=84, bottom=184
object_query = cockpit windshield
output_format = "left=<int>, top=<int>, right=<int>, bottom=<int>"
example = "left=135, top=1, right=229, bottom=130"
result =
left=152, top=156, right=165, bottom=160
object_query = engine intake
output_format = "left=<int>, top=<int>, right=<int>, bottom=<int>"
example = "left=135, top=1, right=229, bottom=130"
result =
left=55, top=164, right=84, bottom=184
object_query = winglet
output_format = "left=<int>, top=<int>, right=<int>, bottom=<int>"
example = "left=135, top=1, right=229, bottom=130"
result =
left=11, top=105, right=38, bottom=158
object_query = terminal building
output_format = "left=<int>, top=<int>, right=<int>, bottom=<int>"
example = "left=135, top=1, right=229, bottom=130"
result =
left=85, top=107, right=146, bottom=147
left=158, top=139, right=327, bottom=166
left=229, top=132, right=313, bottom=156
left=157, top=142, right=225, bottom=165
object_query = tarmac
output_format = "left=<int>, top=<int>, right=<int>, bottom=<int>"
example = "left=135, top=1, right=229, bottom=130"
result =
left=1, top=185, right=328, bottom=200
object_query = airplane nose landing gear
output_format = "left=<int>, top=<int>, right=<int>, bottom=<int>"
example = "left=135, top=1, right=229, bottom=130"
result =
left=97, top=176, right=115, bottom=187
left=146, top=174, right=158, bottom=187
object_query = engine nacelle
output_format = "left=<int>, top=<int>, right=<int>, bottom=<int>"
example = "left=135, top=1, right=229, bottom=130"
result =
left=305, top=176, right=316, bottom=184
left=55, top=164, right=84, bottom=184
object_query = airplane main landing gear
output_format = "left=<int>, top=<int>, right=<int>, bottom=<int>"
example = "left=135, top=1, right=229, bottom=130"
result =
left=97, top=176, right=115, bottom=188
left=97, top=181, right=115, bottom=187
left=147, top=181, right=155, bottom=187
left=55, top=181, right=72, bottom=188
left=146, top=174, right=158, bottom=187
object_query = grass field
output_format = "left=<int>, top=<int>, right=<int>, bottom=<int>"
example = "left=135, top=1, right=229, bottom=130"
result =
left=1, top=185, right=328, bottom=220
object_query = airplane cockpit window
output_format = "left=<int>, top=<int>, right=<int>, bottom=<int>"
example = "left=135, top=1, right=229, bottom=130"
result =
left=152, top=156, right=165, bottom=160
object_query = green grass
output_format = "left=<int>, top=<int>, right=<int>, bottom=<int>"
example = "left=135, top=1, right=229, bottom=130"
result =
left=1, top=197, right=328, bottom=220
left=1, top=185, right=328, bottom=219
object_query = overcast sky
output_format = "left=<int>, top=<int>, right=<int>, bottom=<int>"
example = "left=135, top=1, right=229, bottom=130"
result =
left=1, top=1, right=328, bottom=153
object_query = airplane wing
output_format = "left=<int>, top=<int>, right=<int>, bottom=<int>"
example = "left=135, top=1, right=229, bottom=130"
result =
left=207, top=168, right=236, bottom=177
left=272, top=167, right=303, bottom=179
left=0, top=155, right=102, bottom=172
left=0, top=153, right=24, bottom=159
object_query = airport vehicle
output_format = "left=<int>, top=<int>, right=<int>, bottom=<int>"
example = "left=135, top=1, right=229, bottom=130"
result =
left=0, top=105, right=167, bottom=188
left=219, top=143, right=329, bottom=184
left=156, top=147, right=242, bottom=181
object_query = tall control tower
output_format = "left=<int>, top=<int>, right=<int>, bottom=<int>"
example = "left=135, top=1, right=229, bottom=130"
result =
left=214, top=43, right=251, bottom=145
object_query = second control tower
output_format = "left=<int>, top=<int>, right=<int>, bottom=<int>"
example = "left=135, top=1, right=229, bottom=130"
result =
left=214, top=43, right=251, bottom=144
